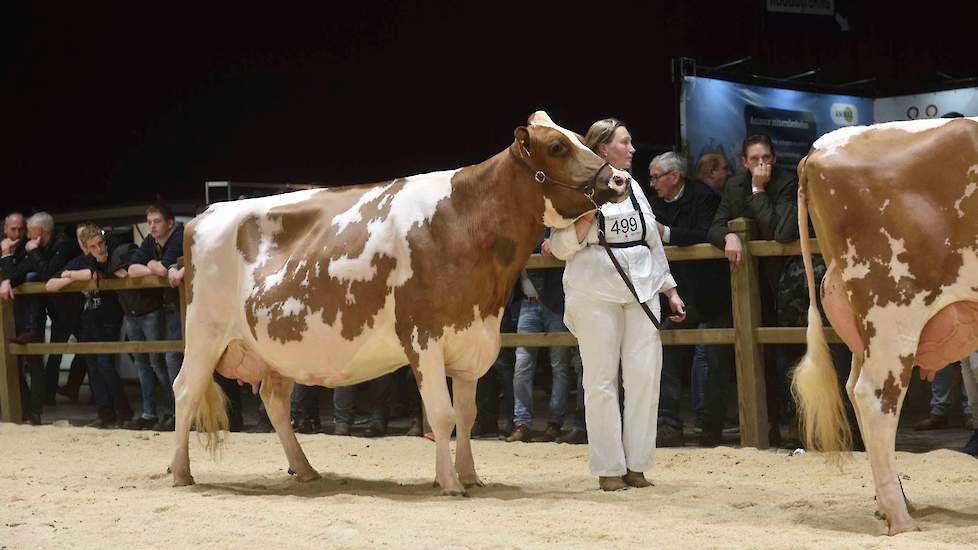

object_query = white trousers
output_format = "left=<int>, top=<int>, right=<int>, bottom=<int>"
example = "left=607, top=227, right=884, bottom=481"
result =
left=565, top=292, right=662, bottom=476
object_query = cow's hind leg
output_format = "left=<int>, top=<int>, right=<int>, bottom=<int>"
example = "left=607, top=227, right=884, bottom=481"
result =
left=259, top=374, right=320, bottom=482
left=451, top=377, right=484, bottom=488
left=413, top=347, right=466, bottom=496
left=851, top=355, right=917, bottom=535
left=169, top=333, right=228, bottom=487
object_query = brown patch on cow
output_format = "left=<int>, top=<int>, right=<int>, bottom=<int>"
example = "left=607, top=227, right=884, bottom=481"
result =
left=236, top=215, right=261, bottom=263
left=243, top=185, right=402, bottom=344
left=493, top=236, right=517, bottom=267
left=182, top=209, right=212, bottom=307
left=873, top=355, right=913, bottom=415
left=805, top=119, right=978, bottom=342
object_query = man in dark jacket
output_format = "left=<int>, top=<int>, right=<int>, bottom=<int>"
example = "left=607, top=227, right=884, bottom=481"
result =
left=647, top=152, right=728, bottom=447
left=0, top=212, right=79, bottom=424
left=705, top=134, right=801, bottom=447
left=124, top=204, right=184, bottom=431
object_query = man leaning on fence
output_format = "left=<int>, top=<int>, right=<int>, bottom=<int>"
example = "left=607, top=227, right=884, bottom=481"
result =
left=646, top=152, right=729, bottom=447
left=1, top=212, right=78, bottom=424
left=123, top=204, right=184, bottom=432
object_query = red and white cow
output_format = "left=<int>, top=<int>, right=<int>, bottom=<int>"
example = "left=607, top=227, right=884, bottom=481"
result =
left=793, top=116, right=978, bottom=533
left=168, top=112, right=629, bottom=495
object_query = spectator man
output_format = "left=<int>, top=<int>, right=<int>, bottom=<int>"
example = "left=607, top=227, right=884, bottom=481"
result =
left=1, top=212, right=78, bottom=424
left=646, top=152, right=727, bottom=447
left=706, top=134, right=801, bottom=447
left=125, top=204, right=184, bottom=431
left=695, top=152, right=733, bottom=192
left=506, top=231, right=574, bottom=443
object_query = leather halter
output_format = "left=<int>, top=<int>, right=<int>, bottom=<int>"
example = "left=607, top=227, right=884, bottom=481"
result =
left=508, top=141, right=610, bottom=200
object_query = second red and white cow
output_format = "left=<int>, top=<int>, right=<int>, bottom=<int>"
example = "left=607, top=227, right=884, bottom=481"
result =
left=793, top=116, right=978, bottom=534
left=169, top=111, right=629, bottom=495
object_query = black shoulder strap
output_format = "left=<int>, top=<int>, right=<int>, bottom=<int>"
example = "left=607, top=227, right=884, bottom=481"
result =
left=596, top=210, right=661, bottom=330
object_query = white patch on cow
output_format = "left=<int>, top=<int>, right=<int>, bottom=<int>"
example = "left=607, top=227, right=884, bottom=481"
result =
left=280, top=297, right=305, bottom=317
left=328, top=170, right=456, bottom=287
left=842, top=238, right=871, bottom=280
left=879, top=199, right=889, bottom=213
left=528, top=111, right=592, bottom=156
left=331, top=183, right=393, bottom=234
left=880, top=228, right=912, bottom=283
left=830, top=188, right=836, bottom=196
left=542, top=197, right=576, bottom=229
left=970, top=164, right=978, bottom=177
left=261, top=262, right=288, bottom=291
left=955, top=182, right=978, bottom=217
left=813, top=118, right=957, bottom=158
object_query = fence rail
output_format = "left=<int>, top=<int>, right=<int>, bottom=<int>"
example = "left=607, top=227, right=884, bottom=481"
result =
left=0, top=218, right=834, bottom=448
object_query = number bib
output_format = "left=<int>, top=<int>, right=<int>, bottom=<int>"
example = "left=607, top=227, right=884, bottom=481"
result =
left=603, top=210, right=644, bottom=245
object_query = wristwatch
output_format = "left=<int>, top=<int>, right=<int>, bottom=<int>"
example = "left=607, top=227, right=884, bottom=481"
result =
left=751, top=186, right=764, bottom=194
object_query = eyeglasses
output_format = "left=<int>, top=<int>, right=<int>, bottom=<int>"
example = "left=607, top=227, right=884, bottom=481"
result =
left=648, top=170, right=674, bottom=182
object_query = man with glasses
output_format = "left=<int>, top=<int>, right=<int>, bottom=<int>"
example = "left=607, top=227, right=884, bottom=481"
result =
left=705, top=134, right=802, bottom=447
left=647, top=152, right=727, bottom=447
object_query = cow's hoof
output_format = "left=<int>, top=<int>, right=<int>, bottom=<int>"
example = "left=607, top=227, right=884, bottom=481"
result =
left=172, top=475, right=195, bottom=487
left=460, top=476, right=485, bottom=489
left=288, top=468, right=322, bottom=483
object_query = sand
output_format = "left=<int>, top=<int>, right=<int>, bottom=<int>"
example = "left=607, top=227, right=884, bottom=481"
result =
left=1, top=422, right=977, bottom=549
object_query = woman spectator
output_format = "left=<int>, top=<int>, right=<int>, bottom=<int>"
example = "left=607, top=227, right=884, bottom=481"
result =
left=47, top=224, right=133, bottom=428
left=550, top=118, right=686, bottom=491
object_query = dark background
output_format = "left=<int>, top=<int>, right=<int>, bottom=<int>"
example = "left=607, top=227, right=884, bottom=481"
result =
left=4, top=1, right=977, bottom=214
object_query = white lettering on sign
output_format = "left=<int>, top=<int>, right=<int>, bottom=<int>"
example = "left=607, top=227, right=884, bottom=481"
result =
left=766, top=0, right=834, bottom=16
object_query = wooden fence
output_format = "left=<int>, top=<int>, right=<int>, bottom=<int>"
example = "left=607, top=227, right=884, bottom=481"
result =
left=0, top=218, right=838, bottom=448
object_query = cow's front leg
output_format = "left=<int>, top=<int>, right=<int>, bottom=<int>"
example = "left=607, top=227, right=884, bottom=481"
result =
left=259, top=374, right=321, bottom=483
left=413, top=348, right=465, bottom=496
left=451, top=377, right=484, bottom=489
left=851, top=357, right=917, bottom=535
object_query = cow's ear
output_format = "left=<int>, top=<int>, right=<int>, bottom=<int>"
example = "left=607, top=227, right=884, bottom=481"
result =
left=514, top=126, right=530, bottom=157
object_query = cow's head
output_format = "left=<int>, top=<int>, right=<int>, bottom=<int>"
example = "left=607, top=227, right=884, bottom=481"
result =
left=512, top=111, right=629, bottom=228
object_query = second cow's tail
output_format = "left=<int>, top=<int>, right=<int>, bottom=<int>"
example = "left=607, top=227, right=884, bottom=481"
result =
left=790, top=155, right=852, bottom=456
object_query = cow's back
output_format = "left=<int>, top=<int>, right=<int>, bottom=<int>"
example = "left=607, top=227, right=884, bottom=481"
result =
left=186, top=174, right=457, bottom=386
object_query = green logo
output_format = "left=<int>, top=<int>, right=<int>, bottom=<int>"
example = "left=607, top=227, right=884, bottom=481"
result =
left=843, top=106, right=854, bottom=123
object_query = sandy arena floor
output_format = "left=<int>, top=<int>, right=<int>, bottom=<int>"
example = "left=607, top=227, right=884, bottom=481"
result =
left=1, top=422, right=977, bottom=549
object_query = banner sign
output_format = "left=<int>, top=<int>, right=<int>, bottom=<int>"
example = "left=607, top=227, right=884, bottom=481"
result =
left=680, top=76, right=874, bottom=171
left=874, top=87, right=978, bottom=122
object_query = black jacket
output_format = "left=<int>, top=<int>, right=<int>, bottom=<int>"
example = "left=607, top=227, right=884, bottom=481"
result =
left=650, top=179, right=729, bottom=319
left=0, top=232, right=80, bottom=285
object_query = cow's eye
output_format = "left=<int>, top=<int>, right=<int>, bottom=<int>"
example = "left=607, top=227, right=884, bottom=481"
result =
left=549, top=142, right=566, bottom=155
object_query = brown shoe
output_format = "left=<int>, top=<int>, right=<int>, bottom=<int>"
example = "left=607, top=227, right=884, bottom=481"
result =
left=363, top=421, right=387, bottom=438
left=623, top=470, right=653, bottom=488
left=532, top=424, right=561, bottom=442
left=505, top=424, right=530, bottom=442
left=913, top=414, right=948, bottom=431
left=656, top=425, right=684, bottom=447
left=598, top=476, right=629, bottom=491
left=333, top=422, right=351, bottom=436
left=9, top=328, right=42, bottom=344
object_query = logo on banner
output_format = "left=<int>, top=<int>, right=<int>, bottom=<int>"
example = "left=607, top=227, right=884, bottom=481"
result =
left=830, top=103, right=858, bottom=126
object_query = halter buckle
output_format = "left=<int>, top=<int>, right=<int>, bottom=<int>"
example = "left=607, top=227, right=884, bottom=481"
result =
left=534, top=171, right=546, bottom=183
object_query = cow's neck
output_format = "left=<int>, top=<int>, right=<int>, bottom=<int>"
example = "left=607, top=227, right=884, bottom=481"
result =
left=448, top=149, right=548, bottom=310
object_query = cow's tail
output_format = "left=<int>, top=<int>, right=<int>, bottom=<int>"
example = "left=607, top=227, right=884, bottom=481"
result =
left=790, top=155, right=852, bottom=457
left=194, top=378, right=229, bottom=459
left=182, top=221, right=230, bottom=458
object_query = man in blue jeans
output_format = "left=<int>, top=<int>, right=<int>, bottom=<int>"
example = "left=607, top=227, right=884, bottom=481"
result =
left=125, top=204, right=184, bottom=431
left=506, top=232, right=573, bottom=443
left=113, top=242, right=169, bottom=430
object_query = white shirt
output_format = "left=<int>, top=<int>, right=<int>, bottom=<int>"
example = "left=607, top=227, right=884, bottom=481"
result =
left=550, top=179, right=677, bottom=304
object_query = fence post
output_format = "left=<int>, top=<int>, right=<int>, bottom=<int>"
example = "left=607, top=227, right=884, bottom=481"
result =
left=0, top=298, right=23, bottom=423
left=728, top=218, right=769, bottom=448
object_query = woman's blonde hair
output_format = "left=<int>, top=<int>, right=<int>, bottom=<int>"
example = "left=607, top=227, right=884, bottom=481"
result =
left=583, top=118, right=626, bottom=154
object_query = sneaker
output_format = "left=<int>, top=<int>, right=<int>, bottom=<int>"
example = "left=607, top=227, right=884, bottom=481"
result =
left=124, top=416, right=159, bottom=431
left=153, top=415, right=175, bottom=432
left=86, top=417, right=117, bottom=429
left=532, top=424, right=561, bottom=443
left=505, top=424, right=531, bottom=443
left=556, top=427, right=587, bottom=444
left=961, top=429, right=978, bottom=457
left=912, top=414, right=949, bottom=431
left=656, top=425, right=685, bottom=448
